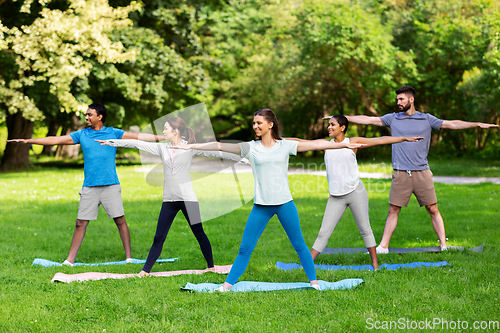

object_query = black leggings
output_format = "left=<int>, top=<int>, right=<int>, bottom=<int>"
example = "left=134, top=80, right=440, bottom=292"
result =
left=142, top=201, right=213, bottom=273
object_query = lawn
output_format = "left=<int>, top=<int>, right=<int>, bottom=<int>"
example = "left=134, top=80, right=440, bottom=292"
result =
left=0, top=164, right=499, bottom=332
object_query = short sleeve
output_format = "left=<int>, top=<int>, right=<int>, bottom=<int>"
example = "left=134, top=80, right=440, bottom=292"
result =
left=380, top=113, right=394, bottom=127
left=69, top=129, right=82, bottom=144
left=284, top=139, right=298, bottom=156
left=238, top=141, right=253, bottom=158
left=112, top=128, right=125, bottom=139
left=427, top=114, right=444, bottom=131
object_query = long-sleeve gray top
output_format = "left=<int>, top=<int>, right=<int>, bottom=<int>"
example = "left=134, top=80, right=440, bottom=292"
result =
left=104, top=139, right=247, bottom=202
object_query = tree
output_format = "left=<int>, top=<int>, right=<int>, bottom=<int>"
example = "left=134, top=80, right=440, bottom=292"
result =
left=388, top=0, right=498, bottom=153
left=199, top=0, right=300, bottom=139
left=279, top=0, right=417, bottom=138
left=0, top=0, right=139, bottom=171
left=86, top=0, right=212, bottom=129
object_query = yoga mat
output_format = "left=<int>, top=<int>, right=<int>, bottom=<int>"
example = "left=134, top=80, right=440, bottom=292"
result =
left=276, top=261, right=450, bottom=271
left=33, top=257, right=178, bottom=267
left=51, top=265, right=232, bottom=283
left=321, top=245, right=483, bottom=254
left=181, top=279, right=364, bottom=293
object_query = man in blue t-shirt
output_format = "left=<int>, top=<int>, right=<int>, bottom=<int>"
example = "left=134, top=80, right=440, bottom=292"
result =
left=9, top=103, right=163, bottom=265
left=333, top=86, right=498, bottom=253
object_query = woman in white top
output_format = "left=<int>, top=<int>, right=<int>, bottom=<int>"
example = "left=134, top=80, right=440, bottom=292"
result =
left=290, top=115, right=422, bottom=269
left=173, top=109, right=365, bottom=291
left=97, top=117, right=246, bottom=275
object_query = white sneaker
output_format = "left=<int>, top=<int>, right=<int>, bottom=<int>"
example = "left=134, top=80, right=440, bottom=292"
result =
left=62, top=260, right=74, bottom=267
left=126, top=258, right=133, bottom=263
left=440, top=246, right=448, bottom=252
left=311, top=284, right=321, bottom=291
left=376, top=245, right=389, bottom=254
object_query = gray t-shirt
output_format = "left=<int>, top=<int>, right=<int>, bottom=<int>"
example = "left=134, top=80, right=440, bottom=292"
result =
left=380, top=112, right=443, bottom=171
left=239, top=139, right=298, bottom=205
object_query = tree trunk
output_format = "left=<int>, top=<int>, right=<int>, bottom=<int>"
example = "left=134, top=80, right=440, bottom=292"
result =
left=41, top=118, right=60, bottom=156
left=0, top=112, right=34, bottom=172
left=56, top=114, right=83, bottom=159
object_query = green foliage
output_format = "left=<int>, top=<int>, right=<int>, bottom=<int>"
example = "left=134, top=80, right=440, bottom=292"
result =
left=278, top=0, right=417, bottom=138
left=90, top=0, right=213, bottom=128
left=0, top=0, right=139, bottom=121
left=203, top=0, right=499, bottom=152
left=388, top=0, right=499, bottom=154
left=1, top=0, right=499, bottom=164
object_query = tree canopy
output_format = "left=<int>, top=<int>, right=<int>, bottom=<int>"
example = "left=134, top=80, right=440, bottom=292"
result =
left=1, top=0, right=499, bottom=170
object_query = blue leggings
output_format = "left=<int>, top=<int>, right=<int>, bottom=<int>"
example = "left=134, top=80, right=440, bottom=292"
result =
left=226, top=201, right=317, bottom=285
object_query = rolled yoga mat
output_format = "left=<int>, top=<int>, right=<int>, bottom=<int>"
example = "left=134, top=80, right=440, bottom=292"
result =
left=51, top=265, right=232, bottom=283
left=181, top=279, right=364, bottom=293
left=33, top=257, right=178, bottom=267
left=321, top=245, right=483, bottom=255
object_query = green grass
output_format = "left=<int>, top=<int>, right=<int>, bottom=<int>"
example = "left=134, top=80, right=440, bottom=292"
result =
left=0, top=166, right=499, bottom=331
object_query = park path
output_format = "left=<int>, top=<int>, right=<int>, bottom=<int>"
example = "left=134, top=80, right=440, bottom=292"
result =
left=136, top=157, right=500, bottom=185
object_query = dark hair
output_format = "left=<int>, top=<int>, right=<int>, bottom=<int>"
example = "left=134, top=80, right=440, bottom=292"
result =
left=254, top=108, right=282, bottom=140
left=88, top=102, right=107, bottom=123
left=330, top=114, right=349, bottom=132
left=395, top=85, right=416, bottom=99
left=166, top=117, right=196, bottom=144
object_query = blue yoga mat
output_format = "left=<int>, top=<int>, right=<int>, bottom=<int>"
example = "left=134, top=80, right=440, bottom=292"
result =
left=32, top=257, right=178, bottom=267
left=181, top=279, right=364, bottom=293
left=276, top=261, right=450, bottom=271
left=321, top=245, right=483, bottom=254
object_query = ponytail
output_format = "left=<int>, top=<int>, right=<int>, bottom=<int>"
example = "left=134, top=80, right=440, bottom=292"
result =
left=185, top=127, right=196, bottom=144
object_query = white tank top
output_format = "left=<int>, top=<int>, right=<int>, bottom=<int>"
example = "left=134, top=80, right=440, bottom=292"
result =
left=324, top=138, right=360, bottom=196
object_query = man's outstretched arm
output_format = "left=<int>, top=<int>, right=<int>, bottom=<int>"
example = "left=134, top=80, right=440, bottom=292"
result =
left=346, top=115, right=384, bottom=126
left=8, top=135, right=74, bottom=145
left=441, top=120, right=499, bottom=130
left=323, top=115, right=384, bottom=126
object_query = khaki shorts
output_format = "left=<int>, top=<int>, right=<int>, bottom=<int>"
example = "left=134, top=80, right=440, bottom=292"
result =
left=77, top=185, right=125, bottom=220
left=389, top=170, right=437, bottom=207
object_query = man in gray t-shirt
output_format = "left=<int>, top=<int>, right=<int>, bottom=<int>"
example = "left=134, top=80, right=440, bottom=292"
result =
left=338, top=85, right=498, bottom=253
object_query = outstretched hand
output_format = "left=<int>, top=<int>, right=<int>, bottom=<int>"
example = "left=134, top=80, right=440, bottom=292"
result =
left=479, top=123, right=499, bottom=129
left=94, top=139, right=107, bottom=145
left=7, top=139, right=29, bottom=144
left=406, top=137, right=425, bottom=142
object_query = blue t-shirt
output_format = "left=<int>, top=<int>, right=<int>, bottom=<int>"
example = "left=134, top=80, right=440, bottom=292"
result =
left=380, top=111, right=443, bottom=171
left=70, top=126, right=125, bottom=187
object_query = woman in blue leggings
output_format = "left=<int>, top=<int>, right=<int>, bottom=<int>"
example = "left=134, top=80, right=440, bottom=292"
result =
left=174, top=109, right=364, bottom=291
